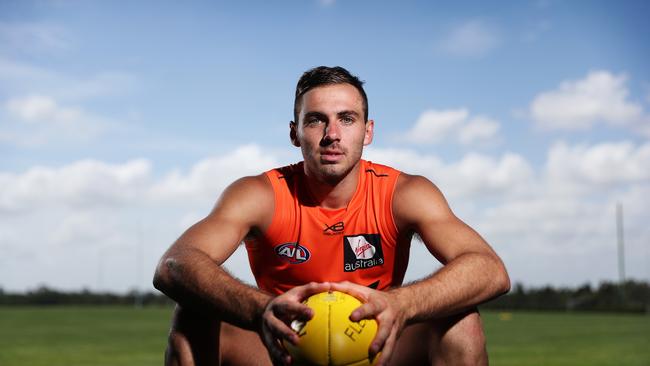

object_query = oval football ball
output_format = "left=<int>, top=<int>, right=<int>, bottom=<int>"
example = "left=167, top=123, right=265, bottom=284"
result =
left=284, top=291, right=379, bottom=366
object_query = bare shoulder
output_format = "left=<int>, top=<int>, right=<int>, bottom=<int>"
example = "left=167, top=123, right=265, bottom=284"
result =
left=218, top=173, right=273, bottom=204
left=393, top=173, right=453, bottom=230
left=208, top=173, right=274, bottom=230
left=164, top=173, right=274, bottom=264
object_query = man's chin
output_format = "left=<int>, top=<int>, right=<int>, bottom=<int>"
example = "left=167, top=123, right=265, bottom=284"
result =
left=317, top=162, right=356, bottom=184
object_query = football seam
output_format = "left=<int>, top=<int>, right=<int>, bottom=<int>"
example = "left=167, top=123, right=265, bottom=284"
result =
left=327, top=301, right=332, bottom=365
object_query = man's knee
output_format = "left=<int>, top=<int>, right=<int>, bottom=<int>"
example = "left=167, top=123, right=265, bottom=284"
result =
left=392, top=310, right=486, bottom=366
left=433, top=310, right=487, bottom=366
left=166, top=328, right=194, bottom=366
left=165, top=305, right=221, bottom=366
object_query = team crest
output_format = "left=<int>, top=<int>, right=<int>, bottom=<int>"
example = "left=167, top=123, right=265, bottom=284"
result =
left=275, top=242, right=311, bottom=264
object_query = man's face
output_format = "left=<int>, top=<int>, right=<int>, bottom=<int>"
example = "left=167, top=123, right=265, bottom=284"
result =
left=291, top=83, right=374, bottom=184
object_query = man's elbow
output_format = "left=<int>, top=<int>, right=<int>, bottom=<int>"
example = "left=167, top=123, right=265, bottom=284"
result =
left=495, top=258, right=511, bottom=295
left=152, top=256, right=176, bottom=294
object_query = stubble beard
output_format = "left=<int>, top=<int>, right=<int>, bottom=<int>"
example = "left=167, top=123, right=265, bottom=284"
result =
left=303, top=145, right=363, bottom=186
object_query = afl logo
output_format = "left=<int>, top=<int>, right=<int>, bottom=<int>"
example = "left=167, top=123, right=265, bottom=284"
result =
left=275, top=242, right=311, bottom=264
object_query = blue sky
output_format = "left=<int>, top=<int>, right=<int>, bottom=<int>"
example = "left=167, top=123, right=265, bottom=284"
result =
left=1, top=0, right=649, bottom=292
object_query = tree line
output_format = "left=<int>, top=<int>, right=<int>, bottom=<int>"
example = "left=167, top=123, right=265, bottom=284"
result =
left=1, top=280, right=648, bottom=313
left=0, top=287, right=172, bottom=306
left=480, top=280, right=650, bottom=313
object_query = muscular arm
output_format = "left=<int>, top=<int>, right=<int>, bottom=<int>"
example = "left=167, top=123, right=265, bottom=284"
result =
left=152, top=174, right=273, bottom=330
left=391, top=174, right=510, bottom=322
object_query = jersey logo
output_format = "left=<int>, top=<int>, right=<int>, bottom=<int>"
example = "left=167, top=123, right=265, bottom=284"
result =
left=275, top=242, right=311, bottom=264
left=365, top=169, right=389, bottom=177
left=343, top=234, right=384, bottom=272
left=323, top=221, right=344, bottom=235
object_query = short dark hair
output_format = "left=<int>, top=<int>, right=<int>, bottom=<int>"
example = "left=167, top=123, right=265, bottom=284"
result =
left=293, top=66, right=368, bottom=123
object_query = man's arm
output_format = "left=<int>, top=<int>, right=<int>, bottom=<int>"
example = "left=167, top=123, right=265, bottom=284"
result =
left=390, top=173, right=510, bottom=321
left=152, top=174, right=273, bottom=329
left=153, top=174, right=331, bottom=365
left=331, top=173, right=509, bottom=365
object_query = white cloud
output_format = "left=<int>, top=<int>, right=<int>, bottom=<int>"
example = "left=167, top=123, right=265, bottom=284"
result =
left=530, top=70, right=645, bottom=131
left=151, top=145, right=279, bottom=203
left=458, top=116, right=501, bottom=145
left=438, top=20, right=501, bottom=57
left=403, top=109, right=467, bottom=143
left=449, top=152, right=534, bottom=197
left=0, top=145, right=278, bottom=215
left=546, top=141, right=650, bottom=190
left=365, top=147, right=533, bottom=200
left=7, top=95, right=80, bottom=123
left=50, top=211, right=124, bottom=248
left=402, top=108, right=501, bottom=146
left=2, top=95, right=116, bottom=145
left=0, top=158, right=151, bottom=213
left=365, top=147, right=444, bottom=176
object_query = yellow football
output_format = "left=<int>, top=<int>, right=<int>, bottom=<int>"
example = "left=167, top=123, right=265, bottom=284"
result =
left=284, top=291, right=379, bottom=366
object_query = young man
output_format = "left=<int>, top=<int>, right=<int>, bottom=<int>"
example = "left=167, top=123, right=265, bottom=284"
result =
left=153, top=66, right=510, bottom=366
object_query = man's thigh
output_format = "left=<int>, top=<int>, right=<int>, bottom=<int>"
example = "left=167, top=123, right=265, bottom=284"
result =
left=389, top=309, right=487, bottom=366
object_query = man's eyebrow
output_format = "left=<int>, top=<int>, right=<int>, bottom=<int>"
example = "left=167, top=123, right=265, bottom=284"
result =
left=303, top=110, right=359, bottom=120
left=304, top=111, right=327, bottom=119
left=337, top=110, right=360, bottom=117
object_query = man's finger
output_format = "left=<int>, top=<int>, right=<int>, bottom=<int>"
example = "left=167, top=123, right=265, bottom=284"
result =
left=272, top=300, right=313, bottom=320
left=368, top=315, right=391, bottom=358
left=290, top=281, right=332, bottom=299
left=329, top=281, right=370, bottom=301
left=261, top=324, right=290, bottom=366
left=374, top=324, right=399, bottom=366
left=349, top=301, right=381, bottom=322
left=265, top=315, right=300, bottom=344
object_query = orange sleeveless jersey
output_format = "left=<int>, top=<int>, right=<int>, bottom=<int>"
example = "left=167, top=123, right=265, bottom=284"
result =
left=244, top=159, right=411, bottom=295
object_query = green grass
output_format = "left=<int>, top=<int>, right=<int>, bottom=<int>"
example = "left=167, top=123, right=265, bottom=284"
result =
left=0, top=306, right=172, bottom=366
left=482, top=311, right=650, bottom=366
left=0, top=306, right=648, bottom=365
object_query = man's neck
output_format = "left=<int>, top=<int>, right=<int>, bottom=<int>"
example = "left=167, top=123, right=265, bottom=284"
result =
left=303, top=162, right=361, bottom=210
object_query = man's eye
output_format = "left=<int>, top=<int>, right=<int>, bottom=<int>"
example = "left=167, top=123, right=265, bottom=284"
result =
left=306, top=118, right=322, bottom=125
left=342, top=116, right=355, bottom=124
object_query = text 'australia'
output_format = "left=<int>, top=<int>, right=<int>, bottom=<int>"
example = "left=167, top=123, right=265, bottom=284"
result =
left=343, top=234, right=384, bottom=272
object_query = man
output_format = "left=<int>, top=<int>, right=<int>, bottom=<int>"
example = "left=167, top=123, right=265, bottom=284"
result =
left=153, top=66, right=510, bottom=365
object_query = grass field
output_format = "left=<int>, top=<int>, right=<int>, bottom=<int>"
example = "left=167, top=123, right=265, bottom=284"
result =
left=0, top=306, right=648, bottom=365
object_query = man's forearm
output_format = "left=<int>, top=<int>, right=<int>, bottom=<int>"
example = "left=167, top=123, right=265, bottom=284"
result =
left=391, top=252, right=510, bottom=324
left=153, top=247, right=271, bottom=330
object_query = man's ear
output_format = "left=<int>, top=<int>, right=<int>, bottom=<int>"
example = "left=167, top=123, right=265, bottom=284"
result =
left=363, top=119, right=374, bottom=146
left=289, top=121, right=300, bottom=147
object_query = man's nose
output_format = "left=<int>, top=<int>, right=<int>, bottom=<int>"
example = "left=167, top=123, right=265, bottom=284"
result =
left=323, top=121, right=341, bottom=141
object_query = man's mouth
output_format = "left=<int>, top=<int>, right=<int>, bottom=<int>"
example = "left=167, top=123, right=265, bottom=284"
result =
left=320, top=150, right=344, bottom=163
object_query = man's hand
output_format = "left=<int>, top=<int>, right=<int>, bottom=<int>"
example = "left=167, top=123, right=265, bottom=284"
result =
left=260, top=282, right=331, bottom=365
left=330, top=281, right=407, bottom=366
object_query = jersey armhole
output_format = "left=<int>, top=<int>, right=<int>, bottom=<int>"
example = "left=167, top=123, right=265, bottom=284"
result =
left=385, top=171, right=401, bottom=243
left=260, top=170, right=282, bottom=240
